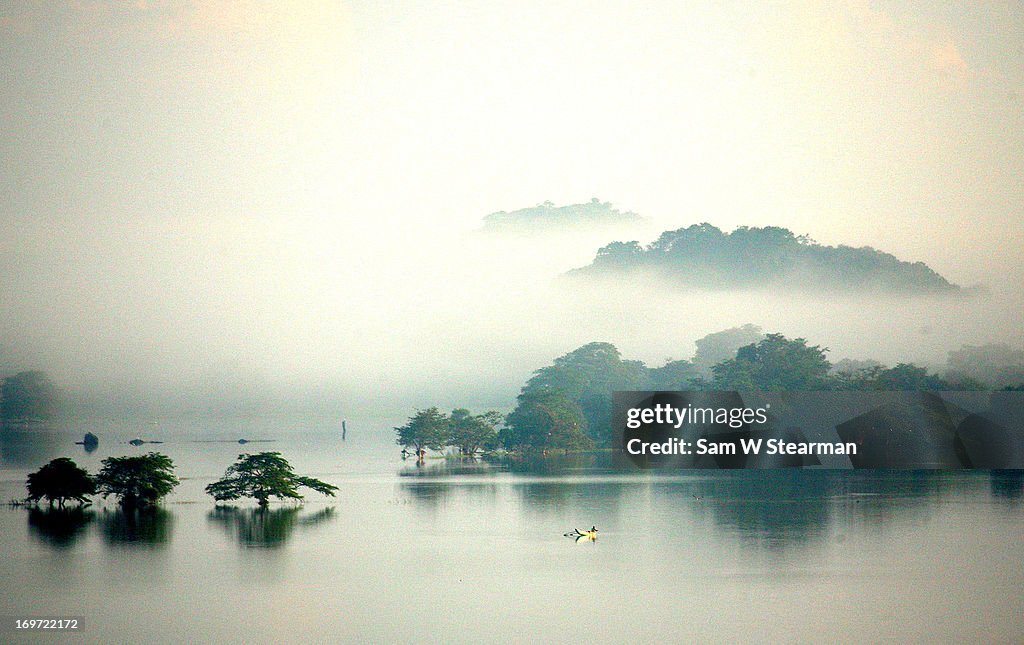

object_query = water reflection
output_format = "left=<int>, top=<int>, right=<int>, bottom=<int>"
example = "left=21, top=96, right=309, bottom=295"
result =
left=673, top=470, right=975, bottom=550
left=100, top=506, right=174, bottom=547
left=27, top=506, right=95, bottom=548
left=990, top=470, right=1024, bottom=500
left=208, top=506, right=336, bottom=548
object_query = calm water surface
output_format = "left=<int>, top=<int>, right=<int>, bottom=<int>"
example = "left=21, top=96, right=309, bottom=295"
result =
left=2, top=418, right=1022, bottom=643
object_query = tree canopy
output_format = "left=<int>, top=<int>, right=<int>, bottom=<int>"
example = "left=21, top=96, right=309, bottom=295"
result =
left=449, top=409, right=500, bottom=456
left=26, top=457, right=95, bottom=508
left=502, top=389, right=592, bottom=452
left=205, top=452, right=338, bottom=507
left=395, top=407, right=452, bottom=454
left=570, top=223, right=958, bottom=293
left=96, top=452, right=179, bottom=508
left=711, top=334, right=831, bottom=390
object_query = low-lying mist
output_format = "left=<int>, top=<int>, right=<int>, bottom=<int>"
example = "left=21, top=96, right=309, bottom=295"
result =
left=1, top=211, right=1020, bottom=420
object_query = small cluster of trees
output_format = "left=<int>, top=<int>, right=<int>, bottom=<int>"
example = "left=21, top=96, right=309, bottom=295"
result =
left=24, top=452, right=336, bottom=509
left=394, top=407, right=502, bottom=457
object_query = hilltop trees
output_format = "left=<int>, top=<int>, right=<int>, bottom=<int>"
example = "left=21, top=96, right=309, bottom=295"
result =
left=572, top=223, right=958, bottom=293
left=206, top=452, right=338, bottom=507
left=26, top=458, right=95, bottom=508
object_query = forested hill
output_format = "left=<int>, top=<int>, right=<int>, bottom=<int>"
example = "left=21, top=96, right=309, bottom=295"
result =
left=567, top=223, right=958, bottom=293
left=480, top=199, right=645, bottom=233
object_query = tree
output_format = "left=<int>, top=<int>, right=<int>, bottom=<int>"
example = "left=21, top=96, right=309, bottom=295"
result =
left=503, top=390, right=592, bottom=452
left=514, top=342, right=648, bottom=446
left=96, top=453, right=179, bottom=508
left=26, top=457, right=95, bottom=508
left=711, top=333, right=830, bottom=390
left=205, top=452, right=338, bottom=507
left=395, top=407, right=451, bottom=454
left=830, top=363, right=952, bottom=391
left=449, top=408, right=500, bottom=456
left=647, top=358, right=702, bottom=390
left=1, top=370, right=58, bottom=422
left=692, top=324, right=765, bottom=372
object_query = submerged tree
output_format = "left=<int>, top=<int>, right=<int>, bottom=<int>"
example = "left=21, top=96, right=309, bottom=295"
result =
left=26, top=457, right=95, bottom=507
left=449, top=409, right=500, bottom=456
left=205, top=452, right=338, bottom=507
left=96, top=453, right=179, bottom=508
left=395, top=407, right=451, bottom=455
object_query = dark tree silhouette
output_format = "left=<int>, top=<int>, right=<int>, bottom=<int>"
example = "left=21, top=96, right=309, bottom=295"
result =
left=26, top=457, right=95, bottom=507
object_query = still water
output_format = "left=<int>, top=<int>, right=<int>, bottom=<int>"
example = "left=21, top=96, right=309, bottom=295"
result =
left=2, top=418, right=1023, bottom=644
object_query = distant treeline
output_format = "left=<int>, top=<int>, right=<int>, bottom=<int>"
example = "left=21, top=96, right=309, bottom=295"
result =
left=413, top=327, right=1024, bottom=454
left=568, top=223, right=958, bottom=293
left=480, top=198, right=645, bottom=233
left=1, top=371, right=58, bottom=423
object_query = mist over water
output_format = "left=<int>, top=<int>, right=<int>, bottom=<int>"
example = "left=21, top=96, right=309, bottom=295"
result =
left=1, top=209, right=1020, bottom=419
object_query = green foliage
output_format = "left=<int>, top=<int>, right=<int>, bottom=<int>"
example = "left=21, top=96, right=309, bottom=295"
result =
left=26, top=457, right=95, bottom=508
left=503, top=389, right=592, bottom=452
left=205, top=452, right=338, bottom=506
left=395, top=407, right=452, bottom=453
left=96, top=452, right=179, bottom=508
left=449, top=408, right=500, bottom=456
left=692, top=324, right=765, bottom=372
left=647, top=359, right=702, bottom=390
left=1, top=370, right=58, bottom=422
left=575, top=223, right=958, bottom=293
left=711, top=334, right=831, bottom=390
left=829, top=363, right=952, bottom=391
left=514, top=342, right=647, bottom=447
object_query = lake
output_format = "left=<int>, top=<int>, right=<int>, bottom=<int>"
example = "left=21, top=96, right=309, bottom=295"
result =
left=2, top=417, right=1023, bottom=643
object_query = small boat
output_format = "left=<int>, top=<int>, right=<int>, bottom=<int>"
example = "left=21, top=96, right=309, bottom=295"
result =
left=564, top=526, right=598, bottom=539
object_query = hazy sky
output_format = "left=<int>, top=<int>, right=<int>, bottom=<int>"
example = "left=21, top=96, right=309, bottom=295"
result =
left=2, top=1, right=1022, bottom=414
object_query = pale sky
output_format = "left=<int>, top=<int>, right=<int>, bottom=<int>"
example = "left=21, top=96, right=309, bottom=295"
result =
left=1, top=1, right=1022, bottom=413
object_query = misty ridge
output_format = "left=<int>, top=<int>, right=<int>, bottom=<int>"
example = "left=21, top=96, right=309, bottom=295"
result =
left=478, top=198, right=647, bottom=234
left=1, top=198, right=1019, bottom=420
left=566, top=222, right=958, bottom=294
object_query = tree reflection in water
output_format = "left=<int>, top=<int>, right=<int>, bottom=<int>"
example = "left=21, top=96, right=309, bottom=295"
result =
left=27, top=506, right=94, bottom=548
left=100, top=506, right=174, bottom=547
left=208, top=506, right=336, bottom=548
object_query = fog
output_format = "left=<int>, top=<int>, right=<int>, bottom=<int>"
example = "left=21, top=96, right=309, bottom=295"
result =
left=1, top=2, right=1022, bottom=418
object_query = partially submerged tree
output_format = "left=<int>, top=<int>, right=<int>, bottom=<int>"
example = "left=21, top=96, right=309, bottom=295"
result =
left=395, top=407, right=451, bottom=455
left=449, top=408, right=500, bottom=456
left=26, top=457, right=95, bottom=508
left=96, top=453, right=179, bottom=508
left=206, top=452, right=338, bottom=507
